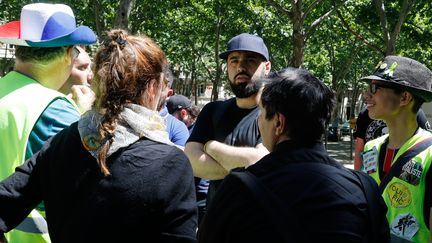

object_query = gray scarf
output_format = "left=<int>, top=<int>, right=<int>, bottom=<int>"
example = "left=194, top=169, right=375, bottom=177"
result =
left=78, top=104, right=173, bottom=158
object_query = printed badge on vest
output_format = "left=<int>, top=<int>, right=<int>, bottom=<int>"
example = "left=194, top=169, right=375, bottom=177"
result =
left=387, top=182, right=411, bottom=208
left=390, top=213, right=419, bottom=241
left=361, top=147, right=378, bottom=174
left=399, top=160, right=423, bottom=186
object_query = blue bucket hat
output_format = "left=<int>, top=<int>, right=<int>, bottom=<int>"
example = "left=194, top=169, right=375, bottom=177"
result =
left=0, top=3, right=96, bottom=47
left=219, top=33, right=269, bottom=61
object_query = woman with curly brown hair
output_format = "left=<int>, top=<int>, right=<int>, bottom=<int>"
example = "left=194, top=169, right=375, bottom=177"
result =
left=0, top=29, right=198, bottom=243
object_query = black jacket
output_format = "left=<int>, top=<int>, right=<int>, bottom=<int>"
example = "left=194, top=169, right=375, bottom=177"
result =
left=198, top=140, right=389, bottom=243
left=0, top=122, right=197, bottom=243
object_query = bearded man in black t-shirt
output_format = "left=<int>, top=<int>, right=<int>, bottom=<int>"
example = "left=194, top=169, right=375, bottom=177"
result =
left=185, top=33, right=271, bottom=208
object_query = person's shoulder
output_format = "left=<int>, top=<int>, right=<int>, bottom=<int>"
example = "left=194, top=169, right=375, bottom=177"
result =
left=46, top=98, right=80, bottom=117
left=416, top=108, right=427, bottom=120
left=169, top=114, right=187, bottom=128
left=166, top=114, right=189, bottom=143
left=415, top=108, right=431, bottom=130
left=36, top=99, right=80, bottom=135
left=164, top=113, right=187, bottom=130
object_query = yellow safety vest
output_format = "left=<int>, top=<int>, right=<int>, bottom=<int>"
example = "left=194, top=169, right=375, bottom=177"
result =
left=0, top=71, right=77, bottom=243
left=362, top=128, right=432, bottom=242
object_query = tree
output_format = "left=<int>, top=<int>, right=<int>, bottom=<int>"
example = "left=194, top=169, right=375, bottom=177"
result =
left=114, top=0, right=135, bottom=30
left=267, top=0, right=348, bottom=67
left=374, top=0, right=414, bottom=55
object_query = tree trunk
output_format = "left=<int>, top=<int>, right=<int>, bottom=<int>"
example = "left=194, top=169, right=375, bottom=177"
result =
left=114, top=0, right=135, bottom=30
left=193, top=51, right=200, bottom=105
left=92, top=0, right=105, bottom=36
left=374, top=0, right=414, bottom=55
left=212, top=3, right=223, bottom=101
left=290, top=0, right=305, bottom=67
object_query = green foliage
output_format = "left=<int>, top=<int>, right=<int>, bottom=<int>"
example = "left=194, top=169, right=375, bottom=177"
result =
left=1, top=0, right=432, bottom=115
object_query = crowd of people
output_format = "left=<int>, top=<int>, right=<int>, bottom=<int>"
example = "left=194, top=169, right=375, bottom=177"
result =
left=0, top=2, right=431, bottom=243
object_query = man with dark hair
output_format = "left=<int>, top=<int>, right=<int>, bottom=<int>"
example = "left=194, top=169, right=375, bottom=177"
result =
left=360, top=56, right=432, bottom=242
left=185, top=33, right=271, bottom=208
left=167, top=94, right=200, bottom=133
left=198, top=67, right=389, bottom=243
left=0, top=3, right=96, bottom=242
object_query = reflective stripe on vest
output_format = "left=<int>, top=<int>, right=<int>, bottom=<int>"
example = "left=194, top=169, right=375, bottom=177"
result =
left=363, top=128, right=432, bottom=242
left=15, top=210, right=48, bottom=234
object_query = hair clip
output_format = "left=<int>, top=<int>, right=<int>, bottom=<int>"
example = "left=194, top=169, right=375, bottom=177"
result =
left=116, top=37, right=127, bottom=48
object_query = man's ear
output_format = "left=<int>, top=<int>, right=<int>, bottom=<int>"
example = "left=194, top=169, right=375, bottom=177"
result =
left=180, top=109, right=188, bottom=117
left=167, top=88, right=173, bottom=97
left=264, top=61, right=271, bottom=75
left=65, top=46, right=74, bottom=65
left=275, top=112, right=286, bottom=136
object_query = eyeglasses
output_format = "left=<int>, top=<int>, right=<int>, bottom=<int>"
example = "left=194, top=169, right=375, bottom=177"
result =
left=368, top=82, right=397, bottom=94
left=72, top=46, right=80, bottom=60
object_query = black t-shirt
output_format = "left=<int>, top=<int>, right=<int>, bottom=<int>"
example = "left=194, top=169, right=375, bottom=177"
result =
left=354, top=107, right=430, bottom=142
left=188, top=98, right=262, bottom=205
left=188, top=98, right=261, bottom=146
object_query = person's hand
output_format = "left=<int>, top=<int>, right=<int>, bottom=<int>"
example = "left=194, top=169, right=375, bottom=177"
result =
left=69, top=85, right=95, bottom=113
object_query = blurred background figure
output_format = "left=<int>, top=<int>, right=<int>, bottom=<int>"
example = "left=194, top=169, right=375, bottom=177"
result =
left=167, top=94, right=201, bottom=133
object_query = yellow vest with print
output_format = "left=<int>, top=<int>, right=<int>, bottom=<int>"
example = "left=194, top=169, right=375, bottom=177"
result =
left=363, top=128, right=432, bottom=243
left=0, top=71, right=78, bottom=243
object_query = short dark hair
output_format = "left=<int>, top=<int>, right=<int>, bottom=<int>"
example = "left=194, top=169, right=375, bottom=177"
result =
left=261, top=67, right=335, bottom=143
left=15, top=46, right=68, bottom=63
left=186, top=105, right=201, bottom=119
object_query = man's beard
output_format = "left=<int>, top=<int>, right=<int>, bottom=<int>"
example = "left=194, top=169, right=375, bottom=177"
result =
left=229, top=74, right=264, bottom=98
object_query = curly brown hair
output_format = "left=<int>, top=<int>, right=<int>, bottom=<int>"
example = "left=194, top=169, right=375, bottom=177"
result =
left=92, top=29, right=167, bottom=175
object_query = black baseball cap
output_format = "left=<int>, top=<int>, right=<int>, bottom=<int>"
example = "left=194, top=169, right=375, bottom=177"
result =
left=166, top=95, right=192, bottom=114
left=361, top=55, right=432, bottom=102
left=219, top=33, right=269, bottom=61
